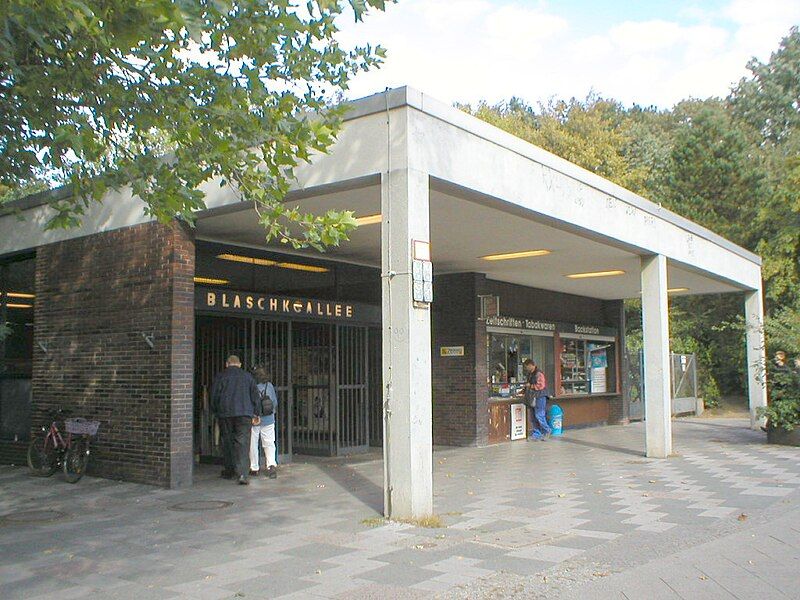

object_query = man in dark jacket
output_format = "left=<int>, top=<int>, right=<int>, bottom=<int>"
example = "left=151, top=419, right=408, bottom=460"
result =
left=211, top=355, right=261, bottom=485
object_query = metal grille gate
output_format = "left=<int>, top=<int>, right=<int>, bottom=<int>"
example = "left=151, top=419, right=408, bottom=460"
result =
left=195, top=316, right=377, bottom=460
left=291, top=322, right=334, bottom=455
left=337, top=326, right=369, bottom=453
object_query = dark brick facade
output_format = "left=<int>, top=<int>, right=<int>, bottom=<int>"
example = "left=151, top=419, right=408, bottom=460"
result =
left=431, top=273, right=484, bottom=446
left=0, top=439, right=26, bottom=465
left=26, top=221, right=195, bottom=487
left=432, top=273, right=628, bottom=447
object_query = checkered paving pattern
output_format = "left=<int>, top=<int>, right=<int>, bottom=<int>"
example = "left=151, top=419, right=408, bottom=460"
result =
left=1, top=418, right=798, bottom=599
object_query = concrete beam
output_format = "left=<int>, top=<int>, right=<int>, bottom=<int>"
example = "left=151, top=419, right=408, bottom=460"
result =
left=744, top=288, right=768, bottom=430
left=641, top=254, right=672, bottom=458
left=380, top=167, right=433, bottom=520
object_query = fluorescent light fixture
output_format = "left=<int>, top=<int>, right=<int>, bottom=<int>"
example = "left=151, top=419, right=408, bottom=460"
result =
left=217, top=253, right=276, bottom=267
left=6, top=292, right=35, bottom=299
left=355, top=213, right=381, bottom=226
left=481, top=249, right=551, bottom=261
left=193, top=277, right=230, bottom=285
left=216, top=253, right=327, bottom=273
left=566, top=270, right=626, bottom=279
left=275, top=262, right=329, bottom=273
left=6, top=303, right=33, bottom=309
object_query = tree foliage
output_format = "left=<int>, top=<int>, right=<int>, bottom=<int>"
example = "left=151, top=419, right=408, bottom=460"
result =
left=731, top=26, right=800, bottom=145
left=0, top=0, right=388, bottom=249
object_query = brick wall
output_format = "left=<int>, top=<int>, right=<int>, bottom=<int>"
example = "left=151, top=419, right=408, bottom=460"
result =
left=431, top=273, right=483, bottom=446
left=27, top=221, right=195, bottom=487
left=0, top=439, right=26, bottom=465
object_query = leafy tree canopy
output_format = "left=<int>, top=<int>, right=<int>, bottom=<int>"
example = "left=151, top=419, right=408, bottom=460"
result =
left=0, top=0, right=388, bottom=249
left=731, top=26, right=800, bottom=145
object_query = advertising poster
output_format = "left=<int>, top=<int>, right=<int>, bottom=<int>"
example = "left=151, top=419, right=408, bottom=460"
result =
left=511, top=403, right=527, bottom=440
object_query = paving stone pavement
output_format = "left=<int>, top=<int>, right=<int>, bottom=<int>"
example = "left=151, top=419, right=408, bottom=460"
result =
left=1, top=418, right=799, bottom=599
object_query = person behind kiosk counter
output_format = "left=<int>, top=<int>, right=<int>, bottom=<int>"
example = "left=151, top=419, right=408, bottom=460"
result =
left=523, top=358, right=551, bottom=440
left=249, top=367, right=279, bottom=479
left=211, top=355, right=261, bottom=485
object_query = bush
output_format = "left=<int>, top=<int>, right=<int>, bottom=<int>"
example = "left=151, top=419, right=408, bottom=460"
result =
left=701, top=376, right=722, bottom=408
left=758, top=308, right=800, bottom=431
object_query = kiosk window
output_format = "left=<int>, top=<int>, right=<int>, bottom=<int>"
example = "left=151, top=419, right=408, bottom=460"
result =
left=487, top=332, right=554, bottom=396
left=559, top=338, right=617, bottom=396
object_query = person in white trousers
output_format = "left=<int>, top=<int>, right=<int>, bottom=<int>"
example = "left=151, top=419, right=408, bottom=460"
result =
left=249, top=367, right=279, bottom=478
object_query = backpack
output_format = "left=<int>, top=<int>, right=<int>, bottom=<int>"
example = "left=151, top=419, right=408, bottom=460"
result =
left=260, top=385, right=275, bottom=416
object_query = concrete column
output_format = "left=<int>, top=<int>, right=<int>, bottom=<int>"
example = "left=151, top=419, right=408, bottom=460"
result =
left=744, top=288, right=767, bottom=430
left=641, top=254, right=672, bottom=458
left=381, top=168, right=433, bottom=520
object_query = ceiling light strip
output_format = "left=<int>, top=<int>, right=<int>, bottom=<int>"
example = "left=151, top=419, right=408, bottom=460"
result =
left=217, top=253, right=276, bottom=267
left=481, top=249, right=551, bottom=261
left=565, top=270, right=626, bottom=279
left=276, top=262, right=329, bottom=273
left=193, top=277, right=230, bottom=285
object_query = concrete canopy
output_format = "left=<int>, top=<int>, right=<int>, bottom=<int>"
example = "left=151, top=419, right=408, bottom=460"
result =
left=1, top=85, right=761, bottom=300
left=190, top=86, right=760, bottom=302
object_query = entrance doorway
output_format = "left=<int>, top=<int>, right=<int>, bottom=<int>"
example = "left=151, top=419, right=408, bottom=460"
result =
left=194, top=315, right=380, bottom=462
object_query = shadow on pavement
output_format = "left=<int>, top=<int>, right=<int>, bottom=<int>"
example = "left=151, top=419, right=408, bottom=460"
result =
left=317, top=460, right=384, bottom=513
left=556, top=435, right=643, bottom=457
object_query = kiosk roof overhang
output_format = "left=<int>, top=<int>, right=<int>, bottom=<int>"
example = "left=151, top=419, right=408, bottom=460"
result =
left=197, top=86, right=762, bottom=300
left=0, top=86, right=762, bottom=300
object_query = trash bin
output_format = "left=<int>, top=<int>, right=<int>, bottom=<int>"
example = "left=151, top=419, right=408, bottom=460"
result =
left=548, top=404, right=563, bottom=436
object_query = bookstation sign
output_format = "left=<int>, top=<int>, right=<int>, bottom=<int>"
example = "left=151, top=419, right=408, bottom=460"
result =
left=196, top=287, right=381, bottom=324
left=485, top=315, right=616, bottom=338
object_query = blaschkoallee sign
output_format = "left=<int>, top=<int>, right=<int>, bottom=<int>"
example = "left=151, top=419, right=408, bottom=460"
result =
left=196, top=287, right=381, bottom=324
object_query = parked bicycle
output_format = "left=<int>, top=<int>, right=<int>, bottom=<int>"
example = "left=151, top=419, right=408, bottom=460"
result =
left=27, top=408, right=100, bottom=483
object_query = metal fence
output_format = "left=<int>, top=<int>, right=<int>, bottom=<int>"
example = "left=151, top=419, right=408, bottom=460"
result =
left=628, top=351, right=698, bottom=420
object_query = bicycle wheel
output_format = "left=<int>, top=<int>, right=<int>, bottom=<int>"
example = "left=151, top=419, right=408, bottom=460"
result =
left=63, top=437, right=90, bottom=483
left=27, top=434, right=57, bottom=477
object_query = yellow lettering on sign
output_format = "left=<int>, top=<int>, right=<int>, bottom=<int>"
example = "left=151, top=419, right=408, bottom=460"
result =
left=207, top=292, right=216, bottom=307
left=246, top=296, right=254, bottom=309
left=306, top=301, right=313, bottom=314
left=269, top=298, right=278, bottom=311
left=282, top=299, right=290, bottom=312
left=233, top=294, right=241, bottom=309
left=293, top=301, right=303, bottom=313
left=335, top=304, right=342, bottom=317
left=316, top=302, right=324, bottom=316
left=222, top=294, right=229, bottom=308
left=257, top=298, right=265, bottom=310
left=326, top=303, right=332, bottom=316
left=346, top=305, right=353, bottom=318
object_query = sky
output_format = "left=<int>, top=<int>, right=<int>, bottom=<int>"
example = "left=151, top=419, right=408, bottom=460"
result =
left=337, top=0, right=800, bottom=108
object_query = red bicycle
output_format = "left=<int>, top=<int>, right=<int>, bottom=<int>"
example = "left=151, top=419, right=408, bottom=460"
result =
left=27, top=408, right=100, bottom=483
